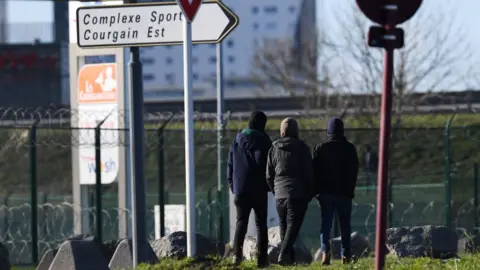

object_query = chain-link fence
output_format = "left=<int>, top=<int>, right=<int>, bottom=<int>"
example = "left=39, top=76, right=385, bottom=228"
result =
left=0, top=108, right=478, bottom=264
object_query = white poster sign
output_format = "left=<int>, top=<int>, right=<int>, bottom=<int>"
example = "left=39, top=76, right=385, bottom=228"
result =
left=77, top=63, right=119, bottom=185
left=154, top=204, right=186, bottom=239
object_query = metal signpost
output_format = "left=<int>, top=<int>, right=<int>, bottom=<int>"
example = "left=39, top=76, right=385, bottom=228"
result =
left=355, top=0, right=423, bottom=269
left=176, top=0, right=202, bottom=258
left=76, top=0, right=239, bottom=265
left=216, top=0, right=226, bottom=247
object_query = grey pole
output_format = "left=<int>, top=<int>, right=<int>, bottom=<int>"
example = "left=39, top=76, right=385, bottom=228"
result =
left=125, top=0, right=147, bottom=265
left=128, top=45, right=147, bottom=267
left=216, top=28, right=226, bottom=244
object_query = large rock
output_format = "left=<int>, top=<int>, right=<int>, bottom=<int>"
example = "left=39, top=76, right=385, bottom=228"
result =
left=0, top=242, right=10, bottom=270
left=240, top=226, right=312, bottom=265
left=109, top=239, right=158, bottom=269
left=150, top=231, right=220, bottom=259
left=386, top=226, right=457, bottom=259
left=313, top=232, right=370, bottom=261
left=458, top=234, right=480, bottom=254
left=48, top=240, right=109, bottom=270
left=331, top=232, right=370, bottom=258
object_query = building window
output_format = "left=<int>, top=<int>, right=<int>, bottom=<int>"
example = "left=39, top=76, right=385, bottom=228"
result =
left=264, top=6, right=278, bottom=14
left=166, top=46, right=172, bottom=50
left=266, top=22, right=277, bottom=30
left=288, top=6, right=296, bottom=13
left=192, top=57, right=199, bottom=64
left=253, top=23, right=259, bottom=30
left=209, top=56, right=217, bottom=63
left=252, top=6, right=259, bottom=14
left=227, top=40, right=234, bottom=48
left=141, top=58, right=155, bottom=64
left=228, top=56, right=235, bottom=63
left=165, top=73, right=175, bottom=84
left=143, top=74, right=155, bottom=81
left=166, top=57, right=173, bottom=65
left=193, top=73, right=199, bottom=80
left=210, top=44, right=216, bottom=48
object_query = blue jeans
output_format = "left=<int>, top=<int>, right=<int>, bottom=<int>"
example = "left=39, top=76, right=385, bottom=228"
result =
left=319, top=195, right=352, bottom=258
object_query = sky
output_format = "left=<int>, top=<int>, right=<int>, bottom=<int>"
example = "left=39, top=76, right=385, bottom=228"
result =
left=6, top=0, right=480, bottom=46
left=5, top=0, right=480, bottom=91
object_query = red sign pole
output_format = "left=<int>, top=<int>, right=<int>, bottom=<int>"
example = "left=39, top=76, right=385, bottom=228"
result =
left=375, top=24, right=394, bottom=270
left=355, top=1, right=423, bottom=269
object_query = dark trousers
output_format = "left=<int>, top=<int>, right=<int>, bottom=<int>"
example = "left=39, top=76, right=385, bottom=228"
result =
left=319, top=194, right=353, bottom=258
left=233, top=194, right=268, bottom=264
left=275, top=198, right=308, bottom=264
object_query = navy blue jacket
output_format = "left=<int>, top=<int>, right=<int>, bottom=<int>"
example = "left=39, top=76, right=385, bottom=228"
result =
left=227, top=129, right=272, bottom=196
left=312, top=135, right=359, bottom=198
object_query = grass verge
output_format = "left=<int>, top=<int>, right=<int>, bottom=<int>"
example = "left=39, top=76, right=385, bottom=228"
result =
left=136, top=254, right=480, bottom=270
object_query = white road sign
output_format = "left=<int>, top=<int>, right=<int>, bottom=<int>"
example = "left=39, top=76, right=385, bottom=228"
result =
left=76, top=1, right=239, bottom=48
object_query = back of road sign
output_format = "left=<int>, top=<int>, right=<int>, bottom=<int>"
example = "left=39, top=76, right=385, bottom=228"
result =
left=356, top=0, right=423, bottom=26
left=176, top=0, right=203, bottom=23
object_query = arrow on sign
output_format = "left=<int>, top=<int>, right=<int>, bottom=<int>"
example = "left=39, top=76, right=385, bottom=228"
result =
left=76, top=0, right=239, bottom=48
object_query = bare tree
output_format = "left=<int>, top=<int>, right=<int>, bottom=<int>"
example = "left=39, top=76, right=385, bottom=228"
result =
left=252, top=0, right=477, bottom=123
left=332, top=0, right=476, bottom=124
left=251, top=29, right=352, bottom=115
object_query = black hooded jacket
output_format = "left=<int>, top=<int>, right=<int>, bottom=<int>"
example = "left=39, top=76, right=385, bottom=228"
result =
left=227, top=111, right=272, bottom=196
left=312, top=118, right=359, bottom=198
left=266, top=118, right=314, bottom=199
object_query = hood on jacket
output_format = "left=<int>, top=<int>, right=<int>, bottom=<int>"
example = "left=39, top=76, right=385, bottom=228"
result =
left=327, top=117, right=344, bottom=137
left=248, top=111, right=267, bottom=132
left=235, top=128, right=270, bottom=150
left=280, top=117, right=299, bottom=139
left=273, top=137, right=304, bottom=151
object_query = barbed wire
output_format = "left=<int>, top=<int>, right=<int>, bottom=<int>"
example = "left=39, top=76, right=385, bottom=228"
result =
left=0, top=107, right=476, bottom=128
left=0, top=107, right=476, bottom=196
left=0, top=197, right=477, bottom=265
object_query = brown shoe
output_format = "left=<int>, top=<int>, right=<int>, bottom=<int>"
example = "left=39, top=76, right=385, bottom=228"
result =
left=342, top=256, right=351, bottom=265
left=322, top=252, right=331, bottom=265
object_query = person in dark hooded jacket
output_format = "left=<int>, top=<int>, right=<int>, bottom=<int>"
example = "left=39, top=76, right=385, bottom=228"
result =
left=227, top=111, right=272, bottom=267
left=266, top=117, right=314, bottom=265
left=312, top=117, right=359, bottom=265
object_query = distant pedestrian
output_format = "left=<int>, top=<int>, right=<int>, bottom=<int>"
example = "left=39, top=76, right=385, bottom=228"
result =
left=364, top=144, right=378, bottom=191
left=312, top=117, right=359, bottom=265
left=227, top=111, right=272, bottom=268
left=266, top=117, right=314, bottom=266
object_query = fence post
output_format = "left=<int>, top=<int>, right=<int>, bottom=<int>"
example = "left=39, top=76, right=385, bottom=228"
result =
left=29, top=120, right=39, bottom=265
left=42, top=193, right=49, bottom=244
left=94, top=112, right=113, bottom=244
left=157, top=128, right=166, bottom=238
left=474, top=163, right=479, bottom=228
left=217, top=116, right=228, bottom=245
left=94, top=126, right=103, bottom=243
left=207, top=189, right=213, bottom=238
left=444, top=113, right=456, bottom=228
left=3, top=194, right=9, bottom=242
left=156, top=114, right=174, bottom=238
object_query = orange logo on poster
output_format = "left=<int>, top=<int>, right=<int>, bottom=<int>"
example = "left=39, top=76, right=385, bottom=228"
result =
left=78, top=63, right=117, bottom=104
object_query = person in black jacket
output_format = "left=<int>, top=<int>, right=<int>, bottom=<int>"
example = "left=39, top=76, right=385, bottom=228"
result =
left=312, top=117, right=359, bottom=265
left=266, top=117, right=314, bottom=266
left=364, top=144, right=378, bottom=194
left=227, top=111, right=272, bottom=267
